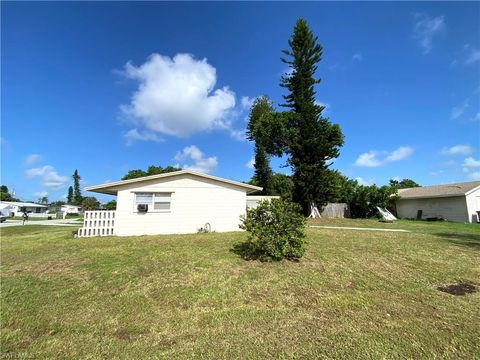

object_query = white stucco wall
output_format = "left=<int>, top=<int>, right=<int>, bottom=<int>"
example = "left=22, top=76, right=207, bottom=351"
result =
left=114, top=174, right=248, bottom=236
left=465, top=187, right=480, bottom=223
left=246, top=196, right=280, bottom=209
left=396, top=196, right=469, bottom=222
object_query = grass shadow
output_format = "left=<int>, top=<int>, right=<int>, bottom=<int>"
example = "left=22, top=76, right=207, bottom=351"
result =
left=231, top=242, right=302, bottom=262
left=231, top=242, right=262, bottom=261
left=435, top=232, right=480, bottom=249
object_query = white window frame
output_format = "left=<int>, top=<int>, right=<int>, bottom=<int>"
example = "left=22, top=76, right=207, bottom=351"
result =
left=133, top=192, right=172, bottom=213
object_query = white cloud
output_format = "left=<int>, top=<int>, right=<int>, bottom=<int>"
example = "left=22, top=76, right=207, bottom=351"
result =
left=241, top=96, right=255, bottom=111
left=355, top=177, right=374, bottom=186
left=441, top=144, right=473, bottom=156
left=246, top=157, right=255, bottom=170
left=450, top=98, right=469, bottom=120
left=352, top=52, right=363, bottom=61
left=25, top=165, right=68, bottom=189
left=120, top=53, right=236, bottom=138
left=24, top=154, right=41, bottom=165
left=467, top=171, right=480, bottom=180
left=385, top=146, right=414, bottom=162
left=472, top=112, right=480, bottom=122
left=123, top=128, right=163, bottom=146
left=355, top=151, right=383, bottom=167
left=465, top=45, right=480, bottom=66
left=229, top=129, right=246, bottom=141
left=355, top=146, right=414, bottom=167
left=462, top=157, right=480, bottom=168
left=174, top=145, right=218, bottom=174
left=413, top=13, right=445, bottom=54
left=34, top=191, right=48, bottom=197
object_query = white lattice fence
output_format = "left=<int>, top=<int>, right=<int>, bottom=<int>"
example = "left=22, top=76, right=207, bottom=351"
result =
left=77, top=211, right=116, bottom=237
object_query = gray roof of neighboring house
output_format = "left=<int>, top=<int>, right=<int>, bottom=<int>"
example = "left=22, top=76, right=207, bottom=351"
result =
left=397, top=181, right=480, bottom=199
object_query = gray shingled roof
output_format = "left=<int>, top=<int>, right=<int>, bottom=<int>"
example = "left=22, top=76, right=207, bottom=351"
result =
left=397, top=181, right=480, bottom=199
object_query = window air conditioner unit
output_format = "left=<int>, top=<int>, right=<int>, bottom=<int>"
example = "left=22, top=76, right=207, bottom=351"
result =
left=137, top=204, right=148, bottom=213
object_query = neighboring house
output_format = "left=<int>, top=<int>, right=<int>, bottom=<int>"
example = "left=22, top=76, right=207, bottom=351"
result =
left=0, top=201, right=48, bottom=216
left=78, top=170, right=262, bottom=237
left=61, top=204, right=83, bottom=214
left=0, top=203, right=11, bottom=221
left=396, top=181, right=480, bottom=223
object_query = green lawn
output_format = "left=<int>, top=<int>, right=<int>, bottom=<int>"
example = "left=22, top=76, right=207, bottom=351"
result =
left=11, top=217, right=51, bottom=221
left=1, top=220, right=479, bottom=359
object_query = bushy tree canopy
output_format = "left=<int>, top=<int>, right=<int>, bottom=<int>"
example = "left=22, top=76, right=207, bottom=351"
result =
left=122, top=165, right=181, bottom=180
left=82, top=196, right=100, bottom=211
left=348, top=185, right=399, bottom=218
left=103, top=200, right=117, bottom=210
left=246, top=96, right=276, bottom=195
left=389, top=178, right=420, bottom=189
left=0, top=185, right=19, bottom=202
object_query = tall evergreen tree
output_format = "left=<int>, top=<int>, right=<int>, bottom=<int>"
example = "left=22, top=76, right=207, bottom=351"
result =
left=280, top=19, right=344, bottom=214
left=246, top=96, right=275, bottom=195
left=72, top=170, right=82, bottom=205
left=67, top=186, right=74, bottom=204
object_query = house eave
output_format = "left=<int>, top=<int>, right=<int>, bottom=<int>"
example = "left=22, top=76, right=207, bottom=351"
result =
left=397, top=194, right=465, bottom=200
left=85, top=170, right=262, bottom=195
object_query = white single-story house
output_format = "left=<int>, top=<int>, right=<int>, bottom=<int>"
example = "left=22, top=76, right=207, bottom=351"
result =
left=396, top=181, right=480, bottom=223
left=60, top=204, right=83, bottom=214
left=0, top=201, right=48, bottom=217
left=78, top=170, right=262, bottom=237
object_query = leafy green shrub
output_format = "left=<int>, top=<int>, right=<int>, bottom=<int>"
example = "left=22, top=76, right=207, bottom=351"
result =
left=239, top=199, right=306, bottom=261
left=348, top=185, right=398, bottom=218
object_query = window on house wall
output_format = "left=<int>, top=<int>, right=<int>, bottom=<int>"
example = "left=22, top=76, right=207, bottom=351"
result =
left=134, top=193, right=171, bottom=211
left=135, top=193, right=153, bottom=206
left=154, top=193, right=171, bottom=210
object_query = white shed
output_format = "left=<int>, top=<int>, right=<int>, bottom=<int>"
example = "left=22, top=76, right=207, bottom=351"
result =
left=80, top=170, right=262, bottom=237
left=396, top=181, right=480, bottom=223
left=60, top=204, right=83, bottom=214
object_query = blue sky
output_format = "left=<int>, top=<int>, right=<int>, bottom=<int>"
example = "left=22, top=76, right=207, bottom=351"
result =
left=1, top=1, right=479, bottom=203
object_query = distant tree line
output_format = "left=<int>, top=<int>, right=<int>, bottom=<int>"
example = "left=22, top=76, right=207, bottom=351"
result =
left=249, top=171, right=419, bottom=219
left=0, top=185, right=19, bottom=202
left=122, top=165, right=181, bottom=180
